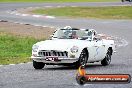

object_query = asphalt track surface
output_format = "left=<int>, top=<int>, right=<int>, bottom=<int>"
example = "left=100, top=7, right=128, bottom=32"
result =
left=0, top=2, right=132, bottom=88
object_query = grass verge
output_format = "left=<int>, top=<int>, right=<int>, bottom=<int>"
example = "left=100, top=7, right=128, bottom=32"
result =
left=32, top=6, right=132, bottom=19
left=0, top=32, right=39, bottom=65
left=0, top=0, right=119, bottom=2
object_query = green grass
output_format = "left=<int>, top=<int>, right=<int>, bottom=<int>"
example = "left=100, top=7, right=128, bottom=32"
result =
left=32, top=6, right=132, bottom=19
left=0, top=0, right=119, bottom=2
left=0, top=32, right=39, bottom=65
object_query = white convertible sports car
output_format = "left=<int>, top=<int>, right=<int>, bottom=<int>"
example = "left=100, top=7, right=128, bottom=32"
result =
left=31, top=26, right=115, bottom=69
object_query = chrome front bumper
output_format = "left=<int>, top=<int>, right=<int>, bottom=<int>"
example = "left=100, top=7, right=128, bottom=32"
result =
left=31, top=56, right=78, bottom=64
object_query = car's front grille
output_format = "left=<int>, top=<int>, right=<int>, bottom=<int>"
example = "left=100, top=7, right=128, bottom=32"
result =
left=38, top=50, right=68, bottom=57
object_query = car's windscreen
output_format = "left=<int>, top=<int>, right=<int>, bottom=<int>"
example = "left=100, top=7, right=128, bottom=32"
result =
left=53, top=29, right=92, bottom=39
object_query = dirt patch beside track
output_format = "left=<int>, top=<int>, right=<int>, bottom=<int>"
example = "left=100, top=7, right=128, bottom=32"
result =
left=0, top=21, right=55, bottom=39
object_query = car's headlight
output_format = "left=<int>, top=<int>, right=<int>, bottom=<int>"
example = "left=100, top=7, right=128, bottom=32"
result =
left=32, top=45, right=39, bottom=52
left=70, top=46, right=79, bottom=53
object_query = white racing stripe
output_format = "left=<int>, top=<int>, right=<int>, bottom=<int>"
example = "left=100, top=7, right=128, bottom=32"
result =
left=45, top=16, right=55, bottom=19
left=45, top=6, right=53, bottom=8
left=21, top=14, right=29, bottom=16
left=7, top=9, right=56, bottom=19
left=112, top=36, right=129, bottom=48
left=32, top=15, right=42, bottom=18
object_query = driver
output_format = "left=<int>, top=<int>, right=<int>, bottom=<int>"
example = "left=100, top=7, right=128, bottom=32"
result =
left=71, top=31, right=78, bottom=39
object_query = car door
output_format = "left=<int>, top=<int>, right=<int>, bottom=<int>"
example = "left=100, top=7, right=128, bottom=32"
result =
left=86, top=41, right=98, bottom=62
left=93, top=39, right=106, bottom=61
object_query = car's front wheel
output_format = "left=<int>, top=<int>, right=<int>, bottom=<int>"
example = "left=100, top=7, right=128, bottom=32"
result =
left=101, top=48, right=112, bottom=66
left=75, top=49, right=88, bottom=68
left=33, top=60, right=45, bottom=69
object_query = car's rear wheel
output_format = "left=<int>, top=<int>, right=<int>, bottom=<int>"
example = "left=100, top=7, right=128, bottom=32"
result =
left=101, top=48, right=112, bottom=66
left=75, top=49, right=88, bottom=68
left=33, top=60, right=45, bottom=69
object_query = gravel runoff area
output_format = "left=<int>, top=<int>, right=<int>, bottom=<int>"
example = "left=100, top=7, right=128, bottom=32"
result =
left=0, top=20, right=55, bottom=39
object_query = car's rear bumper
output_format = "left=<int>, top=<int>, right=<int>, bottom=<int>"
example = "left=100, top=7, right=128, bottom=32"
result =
left=31, top=56, right=78, bottom=64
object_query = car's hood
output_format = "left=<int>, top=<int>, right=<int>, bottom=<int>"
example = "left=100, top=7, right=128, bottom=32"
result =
left=35, top=39, right=86, bottom=51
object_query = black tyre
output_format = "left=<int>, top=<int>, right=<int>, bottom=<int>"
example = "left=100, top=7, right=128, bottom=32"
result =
left=76, top=76, right=86, bottom=85
left=33, top=60, right=45, bottom=69
left=75, top=49, right=88, bottom=68
left=101, top=48, right=112, bottom=66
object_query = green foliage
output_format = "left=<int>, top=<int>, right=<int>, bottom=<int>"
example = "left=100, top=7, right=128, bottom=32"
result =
left=32, top=6, right=132, bottom=19
left=0, top=32, right=39, bottom=65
